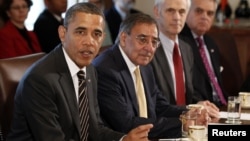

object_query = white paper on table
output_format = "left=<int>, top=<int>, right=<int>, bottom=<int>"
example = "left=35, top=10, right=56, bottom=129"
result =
left=219, top=111, right=250, bottom=120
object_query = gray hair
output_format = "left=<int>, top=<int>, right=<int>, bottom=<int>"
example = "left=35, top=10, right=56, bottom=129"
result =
left=63, top=2, right=105, bottom=28
left=115, top=13, right=159, bottom=44
left=154, top=0, right=191, bottom=11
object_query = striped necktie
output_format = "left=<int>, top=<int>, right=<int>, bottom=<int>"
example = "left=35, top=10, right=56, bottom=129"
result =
left=77, top=70, right=89, bottom=141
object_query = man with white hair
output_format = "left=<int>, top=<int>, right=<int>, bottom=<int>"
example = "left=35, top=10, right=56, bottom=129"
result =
left=151, top=0, right=220, bottom=118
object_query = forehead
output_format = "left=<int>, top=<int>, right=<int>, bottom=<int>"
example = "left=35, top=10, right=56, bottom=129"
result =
left=192, top=0, right=216, bottom=11
left=162, top=0, right=188, bottom=9
left=11, top=0, right=26, bottom=5
left=88, top=0, right=101, bottom=3
left=69, top=12, right=104, bottom=30
left=130, top=23, right=158, bottom=37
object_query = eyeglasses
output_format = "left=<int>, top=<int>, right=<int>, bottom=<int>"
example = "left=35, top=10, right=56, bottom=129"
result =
left=135, top=34, right=160, bottom=49
left=10, top=5, right=28, bottom=11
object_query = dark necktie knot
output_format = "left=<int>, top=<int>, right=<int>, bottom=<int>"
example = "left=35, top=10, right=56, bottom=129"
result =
left=77, top=70, right=85, bottom=81
left=196, top=37, right=204, bottom=48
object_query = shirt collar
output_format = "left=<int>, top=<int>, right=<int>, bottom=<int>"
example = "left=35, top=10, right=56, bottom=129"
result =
left=118, top=45, right=137, bottom=73
left=159, top=31, right=179, bottom=53
left=63, top=47, right=86, bottom=78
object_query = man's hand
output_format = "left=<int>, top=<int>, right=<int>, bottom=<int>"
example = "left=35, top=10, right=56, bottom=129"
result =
left=195, top=108, right=210, bottom=126
left=123, top=124, right=153, bottom=141
left=197, top=100, right=220, bottom=118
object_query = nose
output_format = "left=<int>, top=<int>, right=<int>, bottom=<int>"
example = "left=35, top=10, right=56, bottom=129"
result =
left=201, top=11, right=208, bottom=19
left=143, top=42, right=155, bottom=52
left=82, top=34, right=94, bottom=46
left=173, top=11, right=181, bottom=19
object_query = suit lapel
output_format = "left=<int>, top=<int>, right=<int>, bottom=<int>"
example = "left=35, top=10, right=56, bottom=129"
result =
left=54, top=47, right=81, bottom=136
left=203, top=36, right=220, bottom=77
left=179, top=40, right=191, bottom=82
left=112, top=46, right=140, bottom=115
left=154, top=46, right=175, bottom=96
left=181, top=25, right=209, bottom=78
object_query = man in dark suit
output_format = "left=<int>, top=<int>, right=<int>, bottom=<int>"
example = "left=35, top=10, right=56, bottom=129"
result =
left=93, top=13, right=209, bottom=139
left=241, top=75, right=250, bottom=92
left=7, top=3, right=153, bottom=141
left=105, top=0, right=140, bottom=43
left=151, top=0, right=219, bottom=118
left=179, top=0, right=228, bottom=108
left=34, top=0, right=67, bottom=53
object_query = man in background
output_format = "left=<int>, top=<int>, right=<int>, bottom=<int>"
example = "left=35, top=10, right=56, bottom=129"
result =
left=88, top=0, right=113, bottom=50
left=105, top=0, right=140, bottom=43
left=151, top=0, right=219, bottom=118
left=179, top=0, right=228, bottom=108
left=34, top=0, right=67, bottom=53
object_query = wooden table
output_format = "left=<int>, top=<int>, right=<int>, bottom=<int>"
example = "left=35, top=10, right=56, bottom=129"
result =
left=152, top=106, right=250, bottom=140
left=216, top=106, right=250, bottom=125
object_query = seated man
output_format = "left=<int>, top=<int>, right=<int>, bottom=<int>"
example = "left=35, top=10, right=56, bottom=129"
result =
left=7, top=3, right=152, bottom=141
left=179, top=0, right=228, bottom=108
left=151, top=0, right=219, bottom=118
left=92, top=13, right=209, bottom=139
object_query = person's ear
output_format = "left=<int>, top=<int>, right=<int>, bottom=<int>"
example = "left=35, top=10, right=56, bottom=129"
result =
left=153, top=5, right=160, bottom=18
left=58, top=25, right=66, bottom=43
left=119, top=32, right=127, bottom=47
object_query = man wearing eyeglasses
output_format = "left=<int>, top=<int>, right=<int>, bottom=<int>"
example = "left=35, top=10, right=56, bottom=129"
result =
left=150, top=0, right=220, bottom=118
left=92, top=12, right=209, bottom=139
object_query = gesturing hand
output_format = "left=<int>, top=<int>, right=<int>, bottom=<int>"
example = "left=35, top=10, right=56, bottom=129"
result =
left=123, top=124, right=153, bottom=141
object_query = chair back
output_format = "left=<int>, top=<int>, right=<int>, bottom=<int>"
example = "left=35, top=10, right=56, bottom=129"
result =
left=0, top=52, right=46, bottom=140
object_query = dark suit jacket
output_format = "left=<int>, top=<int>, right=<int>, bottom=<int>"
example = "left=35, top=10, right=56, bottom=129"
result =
left=150, top=38, right=195, bottom=105
left=0, top=21, right=42, bottom=59
left=34, top=9, right=62, bottom=53
left=179, top=24, right=228, bottom=106
left=92, top=45, right=187, bottom=139
left=105, top=6, right=140, bottom=43
left=240, top=74, right=250, bottom=92
left=7, top=45, right=124, bottom=141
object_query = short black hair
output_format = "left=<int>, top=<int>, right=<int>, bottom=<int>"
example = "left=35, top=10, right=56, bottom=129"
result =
left=64, top=2, right=105, bottom=28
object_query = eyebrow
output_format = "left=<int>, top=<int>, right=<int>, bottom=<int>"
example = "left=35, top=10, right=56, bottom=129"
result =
left=138, top=34, right=160, bottom=41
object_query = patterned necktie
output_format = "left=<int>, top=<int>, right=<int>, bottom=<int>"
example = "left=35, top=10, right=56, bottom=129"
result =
left=173, top=42, right=186, bottom=105
left=196, top=37, right=227, bottom=105
left=77, top=70, right=89, bottom=141
left=134, top=67, right=148, bottom=118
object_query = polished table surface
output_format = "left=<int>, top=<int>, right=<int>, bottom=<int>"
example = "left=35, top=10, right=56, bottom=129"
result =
left=216, top=106, right=250, bottom=125
left=151, top=106, right=250, bottom=141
